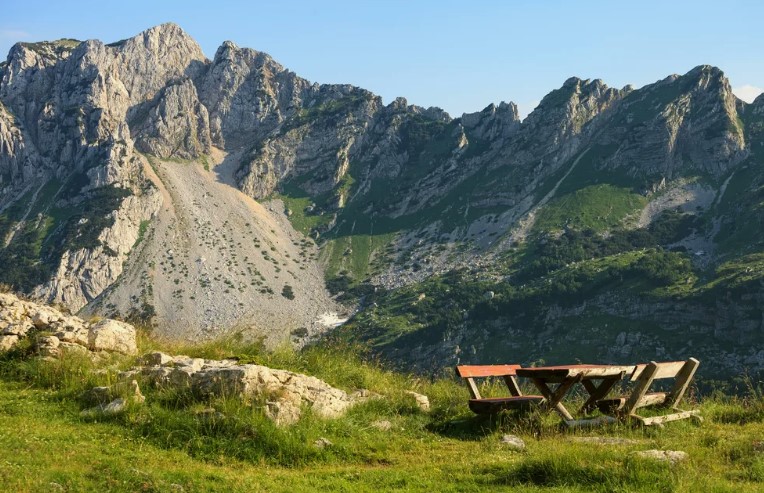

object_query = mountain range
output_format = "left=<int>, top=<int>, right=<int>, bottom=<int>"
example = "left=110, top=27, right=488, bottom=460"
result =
left=1, top=24, right=762, bottom=378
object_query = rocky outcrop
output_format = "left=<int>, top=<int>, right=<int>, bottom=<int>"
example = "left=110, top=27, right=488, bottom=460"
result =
left=33, top=189, right=162, bottom=310
left=124, top=351, right=370, bottom=426
left=237, top=87, right=381, bottom=199
left=0, top=291, right=137, bottom=354
left=197, top=41, right=311, bottom=148
left=132, top=78, right=212, bottom=160
left=0, top=102, right=40, bottom=191
left=589, top=66, right=747, bottom=180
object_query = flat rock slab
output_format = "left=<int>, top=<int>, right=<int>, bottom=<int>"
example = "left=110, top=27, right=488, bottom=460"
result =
left=633, top=450, right=688, bottom=464
left=571, top=437, right=640, bottom=446
left=500, top=434, right=526, bottom=451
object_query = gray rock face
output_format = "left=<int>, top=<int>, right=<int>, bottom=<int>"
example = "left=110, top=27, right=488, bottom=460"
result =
left=591, top=66, right=746, bottom=179
left=132, top=78, right=211, bottom=159
left=111, top=23, right=207, bottom=111
left=198, top=41, right=312, bottom=148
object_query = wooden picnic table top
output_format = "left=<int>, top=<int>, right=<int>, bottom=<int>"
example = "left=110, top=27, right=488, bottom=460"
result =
left=515, top=364, right=636, bottom=381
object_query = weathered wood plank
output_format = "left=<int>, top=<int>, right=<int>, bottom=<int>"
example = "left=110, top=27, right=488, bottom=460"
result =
left=633, top=410, right=700, bottom=426
left=630, top=361, right=686, bottom=381
left=503, top=375, right=523, bottom=397
left=531, top=377, right=576, bottom=421
left=624, top=362, right=659, bottom=415
left=564, top=415, right=618, bottom=429
left=465, top=377, right=481, bottom=400
left=597, top=397, right=626, bottom=413
left=517, top=365, right=635, bottom=381
left=665, top=358, right=700, bottom=408
left=580, top=375, right=624, bottom=414
left=456, top=365, right=521, bottom=378
left=635, top=392, right=668, bottom=409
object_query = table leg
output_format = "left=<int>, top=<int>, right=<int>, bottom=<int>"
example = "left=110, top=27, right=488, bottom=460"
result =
left=531, top=377, right=579, bottom=421
left=579, top=374, right=623, bottom=415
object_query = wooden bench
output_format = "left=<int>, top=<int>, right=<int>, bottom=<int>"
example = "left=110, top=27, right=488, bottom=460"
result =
left=456, top=365, right=544, bottom=414
left=596, top=358, right=700, bottom=426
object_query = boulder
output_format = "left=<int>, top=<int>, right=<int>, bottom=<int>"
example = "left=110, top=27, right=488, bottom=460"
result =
left=2, top=321, right=34, bottom=336
left=88, top=319, right=137, bottom=354
left=313, top=437, right=333, bottom=449
left=29, top=306, right=62, bottom=328
left=0, top=335, right=19, bottom=351
left=405, top=391, right=431, bottom=412
left=140, top=351, right=174, bottom=366
left=59, top=341, right=89, bottom=355
left=36, top=335, right=61, bottom=358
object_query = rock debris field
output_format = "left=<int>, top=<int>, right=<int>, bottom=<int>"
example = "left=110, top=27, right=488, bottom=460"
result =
left=89, top=149, right=342, bottom=346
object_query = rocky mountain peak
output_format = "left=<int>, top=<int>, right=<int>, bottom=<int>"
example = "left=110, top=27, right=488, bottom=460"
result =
left=109, top=23, right=207, bottom=107
left=752, top=92, right=764, bottom=115
left=461, top=101, right=520, bottom=141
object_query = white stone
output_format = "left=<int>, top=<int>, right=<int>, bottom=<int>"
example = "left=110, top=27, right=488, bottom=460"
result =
left=634, top=450, right=688, bottom=464
left=140, top=351, right=174, bottom=366
left=500, top=434, right=526, bottom=451
left=0, top=335, right=19, bottom=351
left=405, top=391, right=430, bottom=412
left=371, top=420, right=392, bottom=431
left=88, top=319, right=137, bottom=354
left=36, top=335, right=61, bottom=357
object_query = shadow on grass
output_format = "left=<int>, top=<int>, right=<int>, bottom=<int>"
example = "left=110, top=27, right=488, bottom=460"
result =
left=478, top=452, right=679, bottom=492
left=427, top=408, right=557, bottom=441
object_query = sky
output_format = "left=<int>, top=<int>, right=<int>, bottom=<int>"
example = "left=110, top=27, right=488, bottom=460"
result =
left=2, top=0, right=763, bottom=118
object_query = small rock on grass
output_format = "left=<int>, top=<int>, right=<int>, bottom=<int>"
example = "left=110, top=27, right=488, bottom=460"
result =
left=371, top=420, right=392, bottom=431
left=633, top=450, right=688, bottom=464
left=571, top=437, right=639, bottom=445
left=314, top=437, right=333, bottom=449
left=500, top=434, right=526, bottom=451
left=405, top=391, right=430, bottom=412
left=80, top=380, right=144, bottom=417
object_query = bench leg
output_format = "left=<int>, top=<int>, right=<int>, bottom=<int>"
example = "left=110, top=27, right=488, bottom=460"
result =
left=579, top=374, right=623, bottom=415
left=532, top=377, right=579, bottom=421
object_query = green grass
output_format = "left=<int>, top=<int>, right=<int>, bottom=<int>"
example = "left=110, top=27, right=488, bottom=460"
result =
left=534, top=184, right=648, bottom=232
left=1, top=338, right=764, bottom=491
left=322, top=232, right=396, bottom=281
left=133, top=220, right=151, bottom=247
left=271, top=184, right=334, bottom=237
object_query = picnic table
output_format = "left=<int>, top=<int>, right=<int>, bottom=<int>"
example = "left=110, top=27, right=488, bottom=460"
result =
left=515, top=364, right=636, bottom=426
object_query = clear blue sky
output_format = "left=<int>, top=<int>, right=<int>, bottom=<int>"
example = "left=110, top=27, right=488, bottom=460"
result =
left=2, top=0, right=763, bottom=118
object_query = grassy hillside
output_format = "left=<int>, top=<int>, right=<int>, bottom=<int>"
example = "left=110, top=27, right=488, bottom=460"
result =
left=1, top=337, right=763, bottom=492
